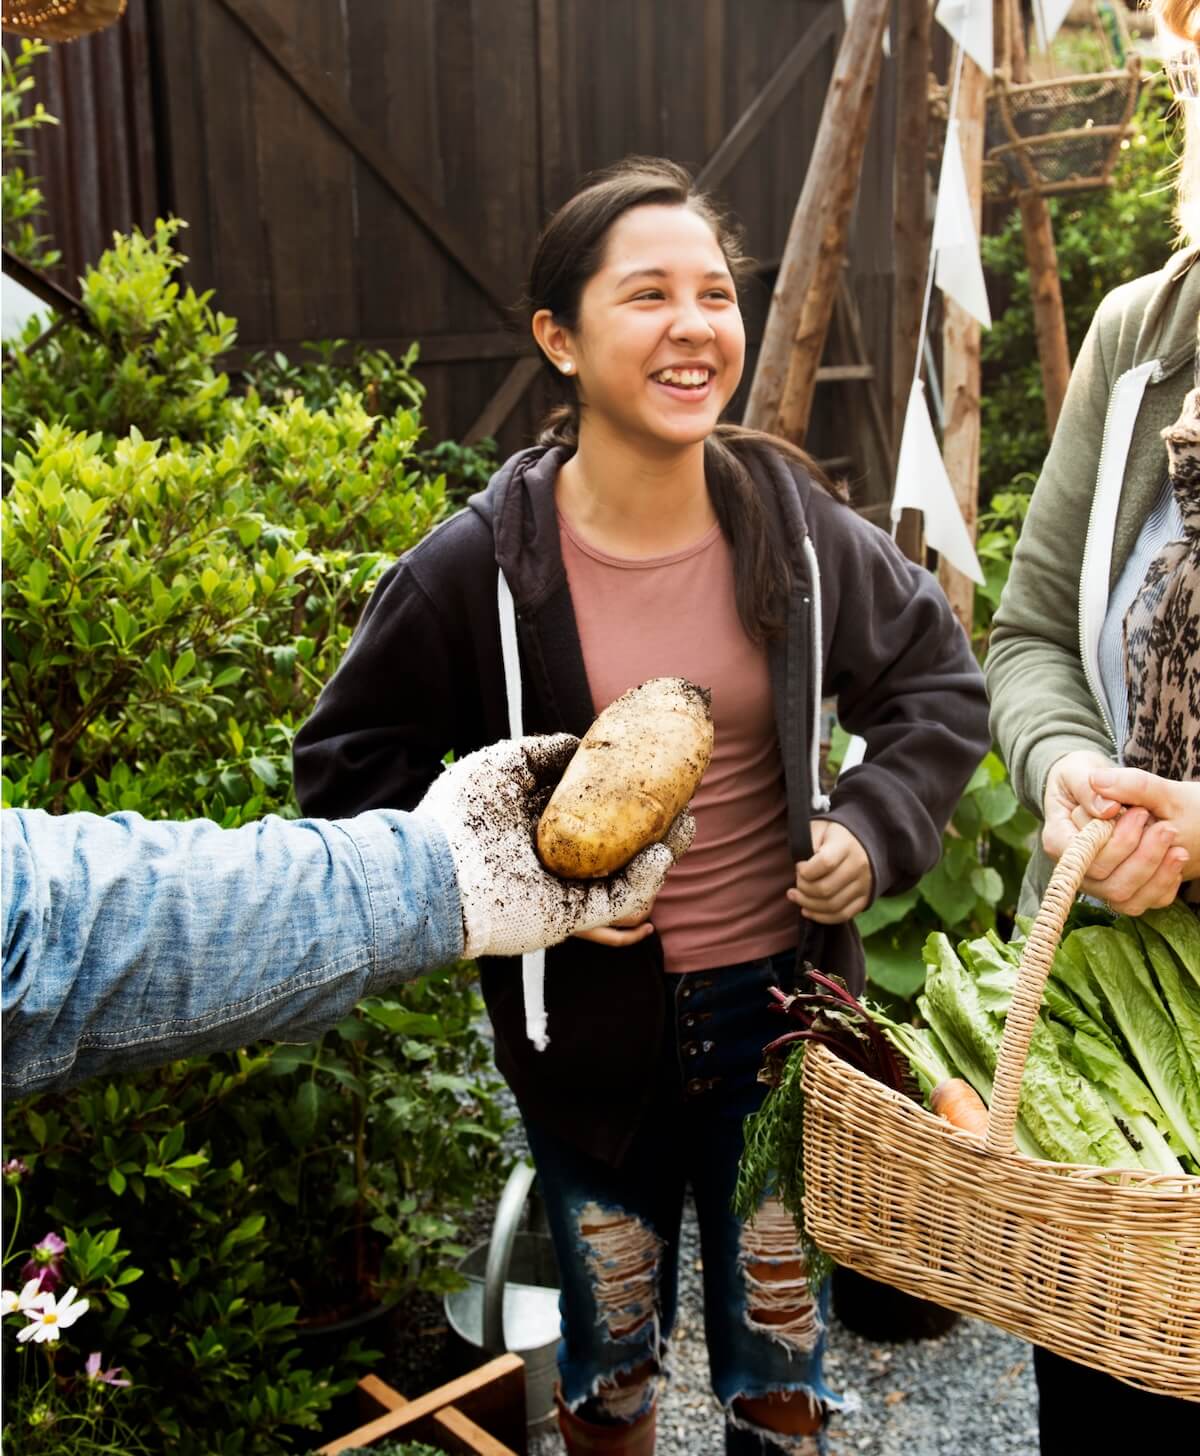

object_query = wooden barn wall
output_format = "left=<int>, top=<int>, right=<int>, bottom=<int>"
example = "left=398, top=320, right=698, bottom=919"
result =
left=8, top=0, right=902, bottom=506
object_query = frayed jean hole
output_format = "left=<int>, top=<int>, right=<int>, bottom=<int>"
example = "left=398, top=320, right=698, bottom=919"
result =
left=575, top=1203, right=664, bottom=1344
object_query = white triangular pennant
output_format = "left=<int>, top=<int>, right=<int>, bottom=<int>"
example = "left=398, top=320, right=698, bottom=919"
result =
left=932, top=120, right=992, bottom=328
left=1031, top=0, right=1073, bottom=51
left=890, top=380, right=984, bottom=584
left=934, top=0, right=993, bottom=75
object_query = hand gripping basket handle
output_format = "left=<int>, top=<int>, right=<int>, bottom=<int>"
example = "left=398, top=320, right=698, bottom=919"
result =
left=984, top=817, right=1115, bottom=1155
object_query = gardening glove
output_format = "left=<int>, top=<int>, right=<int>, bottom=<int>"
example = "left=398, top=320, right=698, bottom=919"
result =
left=414, top=734, right=695, bottom=961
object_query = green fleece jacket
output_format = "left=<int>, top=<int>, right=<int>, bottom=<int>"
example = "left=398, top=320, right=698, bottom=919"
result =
left=985, top=248, right=1200, bottom=911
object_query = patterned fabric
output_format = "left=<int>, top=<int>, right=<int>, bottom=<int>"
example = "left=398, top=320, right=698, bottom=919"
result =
left=1122, top=381, right=1200, bottom=780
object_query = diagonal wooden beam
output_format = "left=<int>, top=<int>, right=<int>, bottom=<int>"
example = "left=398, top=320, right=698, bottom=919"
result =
left=695, top=6, right=838, bottom=192
left=214, top=0, right=515, bottom=318
left=1, top=246, right=87, bottom=322
left=464, top=357, right=543, bottom=445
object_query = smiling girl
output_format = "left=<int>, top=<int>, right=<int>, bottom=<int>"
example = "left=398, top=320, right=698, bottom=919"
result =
left=294, top=158, right=989, bottom=1455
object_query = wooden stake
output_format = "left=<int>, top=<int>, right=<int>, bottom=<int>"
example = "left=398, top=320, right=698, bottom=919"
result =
left=1007, top=5, right=1071, bottom=435
left=743, top=0, right=892, bottom=438
left=891, top=0, right=933, bottom=565
left=938, top=50, right=988, bottom=635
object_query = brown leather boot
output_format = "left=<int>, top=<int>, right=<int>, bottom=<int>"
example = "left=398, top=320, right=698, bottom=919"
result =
left=556, top=1388, right=657, bottom=1455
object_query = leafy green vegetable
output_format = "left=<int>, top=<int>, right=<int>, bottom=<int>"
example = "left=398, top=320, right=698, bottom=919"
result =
left=1143, top=903, right=1200, bottom=995
left=1076, top=928, right=1200, bottom=1164
left=1134, top=920, right=1200, bottom=1128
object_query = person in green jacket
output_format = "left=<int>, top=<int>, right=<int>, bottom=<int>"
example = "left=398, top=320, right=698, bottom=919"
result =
left=985, top=0, right=1199, bottom=1443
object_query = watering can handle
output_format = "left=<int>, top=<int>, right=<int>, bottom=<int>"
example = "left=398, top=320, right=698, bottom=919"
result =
left=482, top=1160, right=538, bottom=1355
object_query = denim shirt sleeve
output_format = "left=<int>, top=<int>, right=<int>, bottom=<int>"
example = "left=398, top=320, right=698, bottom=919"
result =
left=1, top=807, right=464, bottom=1095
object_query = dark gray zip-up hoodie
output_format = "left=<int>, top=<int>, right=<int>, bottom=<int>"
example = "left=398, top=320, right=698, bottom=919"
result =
left=294, top=441, right=989, bottom=1166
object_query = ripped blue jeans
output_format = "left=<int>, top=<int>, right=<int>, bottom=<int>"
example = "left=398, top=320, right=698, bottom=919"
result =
left=523, top=950, right=842, bottom=1453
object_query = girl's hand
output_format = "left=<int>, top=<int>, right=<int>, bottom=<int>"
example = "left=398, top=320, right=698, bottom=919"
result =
left=572, top=908, right=656, bottom=948
left=788, top=819, right=873, bottom=924
left=1045, top=754, right=1187, bottom=915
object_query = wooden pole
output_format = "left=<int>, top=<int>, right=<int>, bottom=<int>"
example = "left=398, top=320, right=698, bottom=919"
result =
left=891, top=0, right=933, bottom=565
left=1007, top=5, right=1071, bottom=435
left=938, top=49, right=988, bottom=635
left=743, top=0, right=892, bottom=438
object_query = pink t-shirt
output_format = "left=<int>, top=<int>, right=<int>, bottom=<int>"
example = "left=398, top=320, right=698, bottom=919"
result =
left=558, top=512, right=798, bottom=973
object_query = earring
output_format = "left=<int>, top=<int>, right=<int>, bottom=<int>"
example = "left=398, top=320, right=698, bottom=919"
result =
left=560, top=361, right=574, bottom=375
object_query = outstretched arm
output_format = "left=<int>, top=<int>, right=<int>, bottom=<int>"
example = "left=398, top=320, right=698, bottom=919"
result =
left=2, top=736, right=691, bottom=1094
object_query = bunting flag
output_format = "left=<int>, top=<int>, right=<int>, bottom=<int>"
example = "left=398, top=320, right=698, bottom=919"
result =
left=934, top=0, right=993, bottom=76
left=890, top=380, right=985, bottom=584
left=932, top=119, right=992, bottom=328
left=1030, top=0, right=1074, bottom=52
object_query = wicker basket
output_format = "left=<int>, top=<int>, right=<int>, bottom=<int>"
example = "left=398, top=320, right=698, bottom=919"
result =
left=801, top=818, right=1200, bottom=1401
left=2, top=0, right=126, bottom=43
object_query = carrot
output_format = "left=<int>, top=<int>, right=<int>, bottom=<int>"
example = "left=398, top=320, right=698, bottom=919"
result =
left=930, top=1078, right=989, bottom=1138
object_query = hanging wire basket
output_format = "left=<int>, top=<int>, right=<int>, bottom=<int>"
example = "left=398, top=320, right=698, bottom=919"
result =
left=1, top=0, right=126, bottom=43
left=929, top=55, right=1143, bottom=204
left=985, top=57, right=1144, bottom=199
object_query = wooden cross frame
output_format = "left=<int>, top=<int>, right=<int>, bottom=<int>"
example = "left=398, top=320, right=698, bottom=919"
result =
left=318, top=1354, right=526, bottom=1456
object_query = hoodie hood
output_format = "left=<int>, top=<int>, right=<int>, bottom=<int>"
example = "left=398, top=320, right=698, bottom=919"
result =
left=468, top=445, right=573, bottom=611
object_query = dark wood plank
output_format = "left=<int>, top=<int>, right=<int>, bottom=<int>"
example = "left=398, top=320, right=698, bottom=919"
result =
left=122, top=0, right=158, bottom=230
left=695, top=5, right=838, bottom=193
left=471, top=0, right=540, bottom=296
left=152, top=0, right=217, bottom=292
left=192, top=0, right=271, bottom=340
left=250, top=0, right=357, bottom=340
left=346, top=0, right=448, bottom=342
left=535, top=0, right=566, bottom=209
left=703, top=0, right=726, bottom=158
left=216, top=0, right=516, bottom=317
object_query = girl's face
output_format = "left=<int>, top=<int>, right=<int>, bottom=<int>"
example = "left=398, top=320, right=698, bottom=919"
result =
left=566, top=204, right=746, bottom=451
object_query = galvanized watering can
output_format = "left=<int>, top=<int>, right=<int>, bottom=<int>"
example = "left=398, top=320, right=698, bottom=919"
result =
left=444, top=1161, right=561, bottom=1430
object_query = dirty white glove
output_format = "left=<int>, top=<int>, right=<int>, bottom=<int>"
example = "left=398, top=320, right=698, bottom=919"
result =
left=414, top=734, right=694, bottom=961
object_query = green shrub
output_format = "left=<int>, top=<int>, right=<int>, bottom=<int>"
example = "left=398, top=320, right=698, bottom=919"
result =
left=3, top=219, right=235, bottom=461
left=242, top=339, right=499, bottom=507
left=1, top=38, right=60, bottom=272
left=2, top=219, right=507, bottom=1453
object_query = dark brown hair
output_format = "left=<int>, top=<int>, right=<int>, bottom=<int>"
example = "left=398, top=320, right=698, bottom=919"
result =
left=527, top=156, right=839, bottom=643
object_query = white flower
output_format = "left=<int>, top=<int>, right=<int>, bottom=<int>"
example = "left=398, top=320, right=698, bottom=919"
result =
left=2, top=1279, right=50, bottom=1316
left=16, top=1285, right=89, bottom=1344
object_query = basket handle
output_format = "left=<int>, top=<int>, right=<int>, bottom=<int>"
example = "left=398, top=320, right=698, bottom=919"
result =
left=984, top=817, right=1116, bottom=1154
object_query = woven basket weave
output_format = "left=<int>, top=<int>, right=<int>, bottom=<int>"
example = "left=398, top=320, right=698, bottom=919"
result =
left=2, top=0, right=125, bottom=42
left=802, top=818, right=1200, bottom=1401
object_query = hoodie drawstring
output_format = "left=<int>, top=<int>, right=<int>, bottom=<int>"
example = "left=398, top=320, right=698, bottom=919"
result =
left=802, top=537, right=833, bottom=815
left=496, top=567, right=550, bottom=1052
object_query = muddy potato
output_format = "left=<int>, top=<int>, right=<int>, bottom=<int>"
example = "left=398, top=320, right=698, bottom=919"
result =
left=536, top=677, right=713, bottom=878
